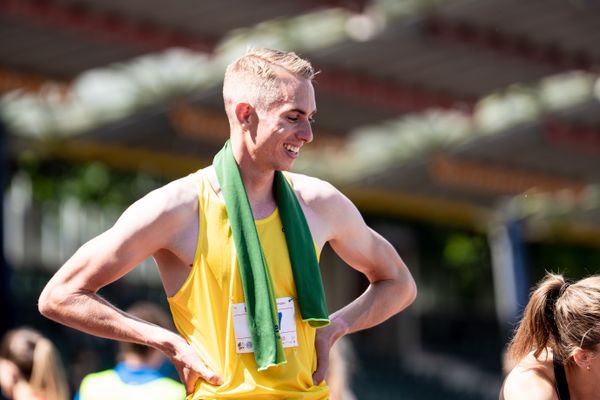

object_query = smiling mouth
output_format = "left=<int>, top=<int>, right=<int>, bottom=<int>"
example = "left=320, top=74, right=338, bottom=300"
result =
left=284, top=143, right=300, bottom=156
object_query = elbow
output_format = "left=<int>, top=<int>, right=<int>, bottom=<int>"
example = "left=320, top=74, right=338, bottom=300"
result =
left=38, top=280, right=68, bottom=321
left=395, top=272, right=417, bottom=309
left=405, top=276, right=417, bottom=306
left=38, top=283, right=57, bottom=319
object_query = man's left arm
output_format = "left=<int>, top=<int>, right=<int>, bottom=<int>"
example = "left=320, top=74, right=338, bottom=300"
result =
left=311, top=184, right=417, bottom=384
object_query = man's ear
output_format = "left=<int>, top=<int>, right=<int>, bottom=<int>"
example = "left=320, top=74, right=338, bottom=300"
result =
left=235, top=103, right=253, bottom=130
left=572, top=347, right=594, bottom=370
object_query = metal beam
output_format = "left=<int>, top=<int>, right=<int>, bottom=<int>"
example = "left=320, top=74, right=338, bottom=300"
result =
left=0, top=65, right=69, bottom=94
left=299, top=0, right=369, bottom=13
left=424, top=15, right=597, bottom=71
left=0, top=0, right=216, bottom=53
left=544, top=118, right=600, bottom=154
left=318, top=68, right=476, bottom=114
left=428, top=153, right=586, bottom=196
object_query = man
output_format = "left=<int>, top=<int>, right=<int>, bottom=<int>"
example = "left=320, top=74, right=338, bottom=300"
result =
left=75, top=302, right=186, bottom=400
left=39, top=48, right=416, bottom=399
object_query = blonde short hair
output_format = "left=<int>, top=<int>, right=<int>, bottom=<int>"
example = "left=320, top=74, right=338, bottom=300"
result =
left=223, top=48, right=315, bottom=113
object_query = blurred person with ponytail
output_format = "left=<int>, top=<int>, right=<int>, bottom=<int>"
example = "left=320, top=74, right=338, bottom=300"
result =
left=501, top=272, right=600, bottom=400
left=0, top=327, right=69, bottom=400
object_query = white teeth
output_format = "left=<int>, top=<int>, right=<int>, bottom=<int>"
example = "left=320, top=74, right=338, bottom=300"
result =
left=284, top=144, right=299, bottom=153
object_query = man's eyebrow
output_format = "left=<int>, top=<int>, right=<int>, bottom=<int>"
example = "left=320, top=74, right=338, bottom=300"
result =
left=287, top=108, right=317, bottom=116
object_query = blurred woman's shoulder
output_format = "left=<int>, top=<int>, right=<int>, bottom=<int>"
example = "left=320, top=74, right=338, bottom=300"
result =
left=500, top=350, right=558, bottom=400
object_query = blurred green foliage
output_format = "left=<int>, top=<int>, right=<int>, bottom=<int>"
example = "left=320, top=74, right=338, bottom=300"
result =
left=444, top=233, right=489, bottom=293
left=528, top=241, right=600, bottom=282
left=15, top=154, right=165, bottom=209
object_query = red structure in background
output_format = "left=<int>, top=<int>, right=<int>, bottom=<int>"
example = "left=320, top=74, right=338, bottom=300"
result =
left=0, top=0, right=216, bottom=52
left=318, top=68, right=476, bottom=113
left=545, top=118, right=600, bottom=154
left=424, top=15, right=596, bottom=71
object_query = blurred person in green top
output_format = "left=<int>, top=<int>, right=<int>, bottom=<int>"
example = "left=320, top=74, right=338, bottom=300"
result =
left=75, top=302, right=185, bottom=400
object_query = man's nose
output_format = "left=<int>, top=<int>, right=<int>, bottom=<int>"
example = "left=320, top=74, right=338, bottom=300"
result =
left=297, top=121, right=313, bottom=143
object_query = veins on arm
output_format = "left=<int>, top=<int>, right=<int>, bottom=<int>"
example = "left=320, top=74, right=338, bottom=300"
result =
left=38, top=178, right=196, bottom=348
left=312, top=181, right=417, bottom=333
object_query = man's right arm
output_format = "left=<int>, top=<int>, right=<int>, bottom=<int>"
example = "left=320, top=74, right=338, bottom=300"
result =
left=38, top=178, right=221, bottom=392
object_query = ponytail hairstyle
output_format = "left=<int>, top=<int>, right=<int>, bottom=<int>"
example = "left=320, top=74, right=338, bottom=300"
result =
left=508, top=273, right=600, bottom=366
left=0, top=327, right=69, bottom=400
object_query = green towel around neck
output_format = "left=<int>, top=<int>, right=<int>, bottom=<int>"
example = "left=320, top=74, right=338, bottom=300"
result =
left=214, top=140, right=329, bottom=370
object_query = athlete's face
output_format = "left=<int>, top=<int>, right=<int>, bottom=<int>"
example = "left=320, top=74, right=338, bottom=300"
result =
left=252, top=77, right=316, bottom=172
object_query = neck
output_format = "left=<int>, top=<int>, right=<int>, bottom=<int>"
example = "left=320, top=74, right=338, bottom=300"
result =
left=566, top=364, right=600, bottom=400
left=230, top=136, right=277, bottom=219
left=241, top=169, right=277, bottom=220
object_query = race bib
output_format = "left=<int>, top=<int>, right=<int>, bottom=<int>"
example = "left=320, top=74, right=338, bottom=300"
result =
left=232, top=297, right=298, bottom=353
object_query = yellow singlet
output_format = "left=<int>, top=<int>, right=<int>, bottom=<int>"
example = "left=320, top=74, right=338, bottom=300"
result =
left=167, top=171, right=329, bottom=399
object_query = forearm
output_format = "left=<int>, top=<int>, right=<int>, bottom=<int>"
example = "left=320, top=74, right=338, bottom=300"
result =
left=38, top=222, right=187, bottom=355
left=330, top=275, right=416, bottom=337
left=39, top=285, right=183, bottom=356
left=311, top=274, right=416, bottom=384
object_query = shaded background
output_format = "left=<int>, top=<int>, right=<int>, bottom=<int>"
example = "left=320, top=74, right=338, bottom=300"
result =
left=1, top=0, right=600, bottom=399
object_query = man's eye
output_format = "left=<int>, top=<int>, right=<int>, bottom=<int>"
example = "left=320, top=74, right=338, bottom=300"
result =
left=288, top=116, right=299, bottom=122
left=309, top=117, right=316, bottom=124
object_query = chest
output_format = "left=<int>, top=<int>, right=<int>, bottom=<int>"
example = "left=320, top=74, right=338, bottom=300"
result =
left=200, top=204, right=298, bottom=299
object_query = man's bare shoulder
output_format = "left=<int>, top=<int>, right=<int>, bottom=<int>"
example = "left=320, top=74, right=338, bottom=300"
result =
left=502, top=352, right=557, bottom=400
left=121, top=171, right=202, bottom=224
left=163, top=172, right=202, bottom=204
left=286, top=172, right=340, bottom=206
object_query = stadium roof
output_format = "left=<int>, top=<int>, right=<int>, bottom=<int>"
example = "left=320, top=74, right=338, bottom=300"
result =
left=1, top=0, right=599, bottom=243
